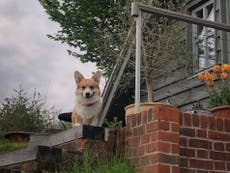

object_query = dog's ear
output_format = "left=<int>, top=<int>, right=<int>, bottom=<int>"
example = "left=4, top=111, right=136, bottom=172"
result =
left=74, top=71, right=84, bottom=84
left=91, top=71, right=101, bottom=83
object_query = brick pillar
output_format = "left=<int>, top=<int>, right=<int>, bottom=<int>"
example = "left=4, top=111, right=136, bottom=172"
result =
left=125, top=104, right=180, bottom=173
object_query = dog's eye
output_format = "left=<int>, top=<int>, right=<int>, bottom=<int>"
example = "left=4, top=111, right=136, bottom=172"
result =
left=90, top=86, right=94, bottom=90
left=82, top=86, right=86, bottom=89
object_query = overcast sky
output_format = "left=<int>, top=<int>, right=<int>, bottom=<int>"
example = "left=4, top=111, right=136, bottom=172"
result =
left=0, top=0, right=101, bottom=113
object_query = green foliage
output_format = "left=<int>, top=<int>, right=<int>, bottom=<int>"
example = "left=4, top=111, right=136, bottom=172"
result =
left=105, top=117, right=122, bottom=131
left=60, top=149, right=136, bottom=173
left=39, top=0, right=187, bottom=77
left=0, top=87, right=56, bottom=132
left=38, top=0, right=130, bottom=76
left=208, top=82, right=230, bottom=108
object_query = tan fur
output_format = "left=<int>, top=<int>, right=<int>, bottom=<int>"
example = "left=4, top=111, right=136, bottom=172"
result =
left=72, top=71, right=102, bottom=127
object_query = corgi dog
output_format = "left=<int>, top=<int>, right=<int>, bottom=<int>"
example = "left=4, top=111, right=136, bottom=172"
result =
left=72, top=71, right=102, bottom=127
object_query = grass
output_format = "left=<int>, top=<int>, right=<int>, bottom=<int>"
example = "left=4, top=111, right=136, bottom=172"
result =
left=0, top=132, right=27, bottom=154
left=59, top=149, right=136, bottom=173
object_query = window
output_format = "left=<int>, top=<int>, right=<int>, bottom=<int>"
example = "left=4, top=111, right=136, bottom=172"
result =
left=192, top=1, right=215, bottom=71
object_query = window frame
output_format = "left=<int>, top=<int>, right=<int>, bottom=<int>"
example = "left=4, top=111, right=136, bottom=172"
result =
left=191, top=0, right=216, bottom=72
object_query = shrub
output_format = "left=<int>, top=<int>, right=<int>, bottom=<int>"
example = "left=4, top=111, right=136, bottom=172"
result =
left=0, top=87, right=57, bottom=132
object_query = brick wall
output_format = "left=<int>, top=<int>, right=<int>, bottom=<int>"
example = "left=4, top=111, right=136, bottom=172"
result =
left=180, top=113, right=230, bottom=173
left=125, top=104, right=230, bottom=173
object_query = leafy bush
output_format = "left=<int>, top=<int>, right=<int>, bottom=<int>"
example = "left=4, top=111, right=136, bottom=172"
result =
left=0, top=87, right=57, bottom=132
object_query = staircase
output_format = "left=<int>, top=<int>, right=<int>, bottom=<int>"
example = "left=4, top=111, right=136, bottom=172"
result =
left=0, top=125, right=105, bottom=173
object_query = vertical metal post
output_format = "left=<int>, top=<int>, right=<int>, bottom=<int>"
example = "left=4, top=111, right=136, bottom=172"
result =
left=135, top=12, right=141, bottom=113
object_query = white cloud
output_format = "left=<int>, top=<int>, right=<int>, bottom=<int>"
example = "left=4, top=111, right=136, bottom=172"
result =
left=0, top=0, right=98, bottom=112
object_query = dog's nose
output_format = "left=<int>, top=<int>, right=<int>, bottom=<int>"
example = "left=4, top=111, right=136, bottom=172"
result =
left=85, top=92, right=91, bottom=98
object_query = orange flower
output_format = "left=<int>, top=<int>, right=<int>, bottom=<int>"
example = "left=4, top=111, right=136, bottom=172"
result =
left=204, top=72, right=213, bottom=81
left=206, top=80, right=214, bottom=87
left=198, top=73, right=205, bottom=82
left=220, top=72, right=228, bottom=80
left=213, top=65, right=222, bottom=73
left=222, top=64, right=230, bottom=73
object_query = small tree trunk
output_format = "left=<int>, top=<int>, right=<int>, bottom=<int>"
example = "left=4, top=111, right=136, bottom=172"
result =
left=146, top=78, right=154, bottom=102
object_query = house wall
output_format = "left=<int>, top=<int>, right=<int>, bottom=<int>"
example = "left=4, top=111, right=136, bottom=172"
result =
left=141, top=0, right=230, bottom=111
left=125, top=104, right=230, bottom=173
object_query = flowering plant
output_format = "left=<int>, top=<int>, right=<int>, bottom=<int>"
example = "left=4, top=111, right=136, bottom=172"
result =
left=198, top=64, right=230, bottom=108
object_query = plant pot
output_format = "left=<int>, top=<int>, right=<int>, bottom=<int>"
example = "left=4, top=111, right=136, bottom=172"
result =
left=211, top=105, right=230, bottom=119
left=4, top=131, right=31, bottom=143
left=125, top=102, right=175, bottom=116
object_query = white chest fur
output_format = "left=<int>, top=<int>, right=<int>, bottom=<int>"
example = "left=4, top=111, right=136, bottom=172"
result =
left=73, top=98, right=102, bottom=123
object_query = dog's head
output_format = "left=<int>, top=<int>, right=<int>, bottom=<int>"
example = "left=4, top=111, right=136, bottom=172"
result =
left=74, top=71, right=101, bottom=105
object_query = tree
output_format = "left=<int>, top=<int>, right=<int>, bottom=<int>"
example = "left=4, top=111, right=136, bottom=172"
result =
left=39, top=0, right=130, bottom=76
left=40, top=0, right=190, bottom=102
left=0, top=87, right=57, bottom=132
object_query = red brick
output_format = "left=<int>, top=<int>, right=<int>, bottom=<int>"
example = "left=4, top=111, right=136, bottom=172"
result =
left=159, top=153, right=179, bottom=164
left=180, top=157, right=188, bottom=167
left=158, top=164, right=170, bottom=172
left=154, top=105, right=180, bottom=123
left=127, top=136, right=140, bottom=146
left=157, top=131, right=179, bottom=143
left=180, top=168, right=195, bottom=173
left=208, top=131, right=230, bottom=141
left=224, top=119, right=230, bottom=132
left=214, top=142, right=225, bottom=151
left=151, top=132, right=158, bottom=141
left=192, top=114, right=200, bottom=127
left=216, top=119, right=224, bottom=131
left=148, top=164, right=170, bottom=173
left=158, top=121, right=170, bottom=131
left=200, top=115, right=208, bottom=129
left=141, top=134, right=151, bottom=144
left=146, top=143, right=158, bottom=153
left=134, top=126, right=145, bottom=136
left=214, top=161, right=225, bottom=170
left=137, top=113, right=142, bottom=125
left=146, top=121, right=158, bottom=133
left=137, top=166, right=146, bottom=173
left=190, top=159, right=213, bottom=169
left=180, top=113, right=183, bottom=125
left=171, top=144, right=179, bottom=154
left=209, top=117, right=216, bottom=130
left=226, top=143, right=230, bottom=151
left=172, top=166, right=180, bottom=173
left=227, top=162, right=230, bottom=171
left=180, top=128, right=195, bottom=137
left=158, top=142, right=171, bottom=153
left=142, top=111, right=147, bottom=124
left=189, top=139, right=212, bottom=149
left=180, top=148, right=195, bottom=157
left=141, top=155, right=151, bottom=166
left=146, top=142, right=171, bottom=153
left=151, top=154, right=159, bottom=164
left=196, top=129, right=207, bottom=138
left=210, top=151, right=230, bottom=161
left=147, top=109, right=153, bottom=122
left=171, top=122, right=179, bottom=132
left=146, top=164, right=157, bottom=173
left=184, top=113, right=192, bottom=126
left=137, top=145, right=145, bottom=155
left=131, top=114, right=137, bottom=127
left=196, top=149, right=208, bottom=159
left=197, top=171, right=208, bottom=173
left=146, top=121, right=170, bottom=133
left=180, top=137, right=187, bottom=147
